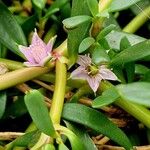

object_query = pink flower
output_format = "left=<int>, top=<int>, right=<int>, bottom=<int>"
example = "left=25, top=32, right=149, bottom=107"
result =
left=70, top=55, right=118, bottom=93
left=19, top=29, right=56, bottom=67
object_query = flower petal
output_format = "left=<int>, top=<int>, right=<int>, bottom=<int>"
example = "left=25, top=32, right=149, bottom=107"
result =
left=99, top=66, right=118, bottom=81
left=70, top=66, right=88, bottom=80
left=31, top=29, right=46, bottom=48
left=46, top=35, right=57, bottom=53
left=18, top=45, right=35, bottom=64
left=77, top=55, right=91, bottom=67
left=39, top=53, right=52, bottom=66
left=30, top=44, right=48, bottom=63
left=87, top=76, right=101, bottom=93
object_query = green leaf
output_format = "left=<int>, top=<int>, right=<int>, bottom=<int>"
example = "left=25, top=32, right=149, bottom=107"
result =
left=86, top=0, right=98, bottom=17
left=56, top=125, right=85, bottom=150
left=58, top=143, right=69, bottom=150
left=92, top=87, right=120, bottom=108
left=65, top=122, right=97, bottom=150
left=67, top=0, right=92, bottom=66
left=113, top=66, right=126, bottom=83
left=32, top=0, right=46, bottom=10
left=96, top=24, right=117, bottom=41
left=63, top=15, right=92, bottom=29
left=124, top=62, right=135, bottom=83
left=44, top=0, right=68, bottom=19
left=42, top=144, right=56, bottom=150
left=117, top=82, right=150, bottom=107
left=0, top=1, right=27, bottom=57
left=21, top=15, right=37, bottom=36
left=0, top=44, right=7, bottom=58
left=131, top=0, right=150, bottom=15
left=92, top=43, right=110, bottom=65
left=120, top=36, right=131, bottom=51
left=78, top=37, right=95, bottom=53
left=0, top=91, right=6, bottom=119
left=135, top=64, right=149, bottom=75
left=120, top=37, right=135, bottom=83
left=103, top=31, right=145, bottom=51
left=44, top=8, right=60, bottom=19
left=142, top=70, right=150, bottom=82
left=109, top=0, right=142, bottom=12
left=111, top=40, right=150, bottom=66
left=62, top=103, right=132, bottom=150
left=24, top=90, right=55, bottom=137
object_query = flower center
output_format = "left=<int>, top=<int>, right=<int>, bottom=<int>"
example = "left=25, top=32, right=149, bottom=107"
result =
left=87, top=64, right=99, bottom=76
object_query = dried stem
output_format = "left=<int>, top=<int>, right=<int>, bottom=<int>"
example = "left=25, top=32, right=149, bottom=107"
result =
left=97, top=145, right=150, bottom=150
left=0, top=132, right=24, bottom=140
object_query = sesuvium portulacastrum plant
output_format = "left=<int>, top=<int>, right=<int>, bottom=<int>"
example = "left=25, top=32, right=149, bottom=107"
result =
left=0, top=0, right=150, bottom=150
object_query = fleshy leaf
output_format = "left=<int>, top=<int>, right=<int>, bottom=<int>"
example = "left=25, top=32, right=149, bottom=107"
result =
left=92, top=87, right=120, bottom=108
left=92, top=43, right=110, bottom=65
left=62, top=103, right=132, bottom=150
left=86, top=0, right=98, bottom=17
left=0, top=91, right=6, bottom=119
left=24, top=90, right=56, bottom=137
left=63, top=15, right=92, bottom=29
left=78, top=37, right=95, bottom=53
left=111, top=40, right=150, bottom=66
left=67, top=0, right=92, bottom=67
left=116, top=82, right=150, bottom=107
left=108, top=0, right=142, bottom=12
left=55, top=125, right=85, bottom=150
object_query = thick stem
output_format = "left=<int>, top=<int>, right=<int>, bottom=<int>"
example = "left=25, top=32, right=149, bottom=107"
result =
left=115, top=99, right=150, bottom=128
left=0, top=67, right=50, bottom=90
left=123, top=6, right=150, bottom=33
left=50, top=60, right=67, bottom=124
left=100, top=81, right=150, bottom=128
left=54, top=39, right=68, bottom=57
left=0, top=58, right=24, bottom=70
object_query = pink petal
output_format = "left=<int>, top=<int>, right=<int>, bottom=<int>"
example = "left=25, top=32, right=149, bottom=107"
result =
left=99, top=66, right=118, bottom=81
left=46, top=35, right=57, bottom=53
left=30, top=44, right=47, bottom=63
left=18, top=45, right=35, bottom=64
left=70, top=66, right=88, bottom=80
left=87, top=76, right=101, bottom=93
left=77, top=55, right=91, bottom=67
left=39, top=53, right=52, bottom=66
left=31, top=29, right=46, bottom=49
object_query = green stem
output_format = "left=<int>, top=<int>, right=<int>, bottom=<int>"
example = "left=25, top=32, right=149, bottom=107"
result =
left=0, top=58, right=24, bottom=70
left=0, top=67, right=50, bottom=90
left=100, top=81, right=150, bottom=128
left=30, top=60, right=66, bottom=150
left=50, top=60, right=67, bottom=124
left=123, top=6, right=150, bottom=33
